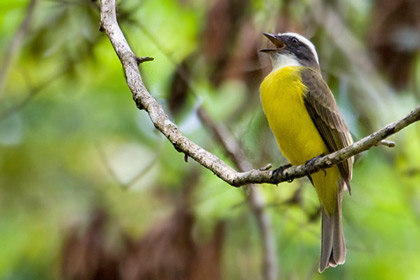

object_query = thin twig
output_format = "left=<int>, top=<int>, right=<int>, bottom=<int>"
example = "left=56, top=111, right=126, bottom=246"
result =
left=99, top=0, right=420, bottom=186
left=135, top=56, right=154, bottom=65
left=376, top=140, right=395, bottom=148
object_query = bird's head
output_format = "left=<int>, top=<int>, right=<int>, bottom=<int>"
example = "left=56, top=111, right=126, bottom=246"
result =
left=260, top=32, right=319, bottom=71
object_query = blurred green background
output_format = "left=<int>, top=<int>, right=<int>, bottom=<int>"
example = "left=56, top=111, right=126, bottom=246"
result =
left=1, top=0, right=420, bottom=279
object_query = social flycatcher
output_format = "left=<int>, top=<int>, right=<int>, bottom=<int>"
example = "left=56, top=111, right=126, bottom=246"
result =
left=259, top=32, right=354, bottom=272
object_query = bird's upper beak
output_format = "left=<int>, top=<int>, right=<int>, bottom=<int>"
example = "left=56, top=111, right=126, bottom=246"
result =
left=260, top=33, right=285, bottom=53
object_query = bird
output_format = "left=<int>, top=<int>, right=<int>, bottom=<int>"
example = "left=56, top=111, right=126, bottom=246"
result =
left=259, top=32, right=354, bottom=272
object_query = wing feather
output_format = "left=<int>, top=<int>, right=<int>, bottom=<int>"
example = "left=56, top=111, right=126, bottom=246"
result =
left=301, top=68, right=353, bottom=185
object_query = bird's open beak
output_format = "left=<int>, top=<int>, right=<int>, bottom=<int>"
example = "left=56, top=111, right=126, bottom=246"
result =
left=260, top=33, right=285, bottom=53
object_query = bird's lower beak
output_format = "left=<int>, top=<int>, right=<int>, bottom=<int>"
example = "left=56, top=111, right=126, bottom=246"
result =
left=259, top=33, right=285, bottom=53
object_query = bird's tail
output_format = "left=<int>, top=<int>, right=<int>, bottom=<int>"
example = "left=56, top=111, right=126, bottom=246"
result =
left=318, top=183, right=346, bottom=273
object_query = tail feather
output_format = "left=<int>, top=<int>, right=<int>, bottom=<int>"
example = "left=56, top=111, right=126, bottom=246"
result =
left=319, top=184, right=346, bottom=273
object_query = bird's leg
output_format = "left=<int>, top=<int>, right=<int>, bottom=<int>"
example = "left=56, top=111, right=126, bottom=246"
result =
left=272, top=163, right=292, bottom=182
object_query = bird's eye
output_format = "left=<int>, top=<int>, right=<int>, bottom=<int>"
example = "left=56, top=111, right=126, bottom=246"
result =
left=292, top=37, right=299, bottom=44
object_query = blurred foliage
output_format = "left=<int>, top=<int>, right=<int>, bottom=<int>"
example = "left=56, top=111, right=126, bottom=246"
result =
left=0, top=0, right=420, bottom=279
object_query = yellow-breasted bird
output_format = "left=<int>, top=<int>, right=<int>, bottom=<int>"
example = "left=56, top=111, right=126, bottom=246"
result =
left=259, top=32, right=354, bottom=272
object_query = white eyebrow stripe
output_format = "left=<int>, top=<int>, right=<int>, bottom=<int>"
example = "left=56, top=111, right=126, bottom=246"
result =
left=279, top=32, right=319, bottom=64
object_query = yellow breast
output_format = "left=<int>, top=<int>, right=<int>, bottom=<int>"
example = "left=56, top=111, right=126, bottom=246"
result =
left=260, top=66, right=328, bottom=165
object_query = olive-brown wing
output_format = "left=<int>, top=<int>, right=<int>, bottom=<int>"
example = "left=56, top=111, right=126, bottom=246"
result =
left=301, top=68, right=353, bottom=186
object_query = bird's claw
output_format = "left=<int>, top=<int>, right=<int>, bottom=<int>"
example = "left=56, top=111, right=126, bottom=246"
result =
left=305, top=154, right=325, bottom=176
left=272, top=163, right=292, bottom=180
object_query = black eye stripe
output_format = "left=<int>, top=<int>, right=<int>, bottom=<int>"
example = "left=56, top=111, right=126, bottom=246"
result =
left=276, top=33, right=319, bottom=65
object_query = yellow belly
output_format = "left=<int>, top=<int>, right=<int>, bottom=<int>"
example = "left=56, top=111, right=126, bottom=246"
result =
left=260, top=66, right=327, bottom=164
left=260, top=66, right=340, bottom=215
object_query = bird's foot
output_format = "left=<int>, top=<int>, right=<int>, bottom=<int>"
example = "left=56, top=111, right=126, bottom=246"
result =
left=272, top=163, right=292, bottom=182
left=305, top=154, right=326, bottom=176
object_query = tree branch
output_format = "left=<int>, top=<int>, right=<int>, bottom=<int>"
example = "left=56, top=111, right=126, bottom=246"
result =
left=99, top=0, right=420, bottom=188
